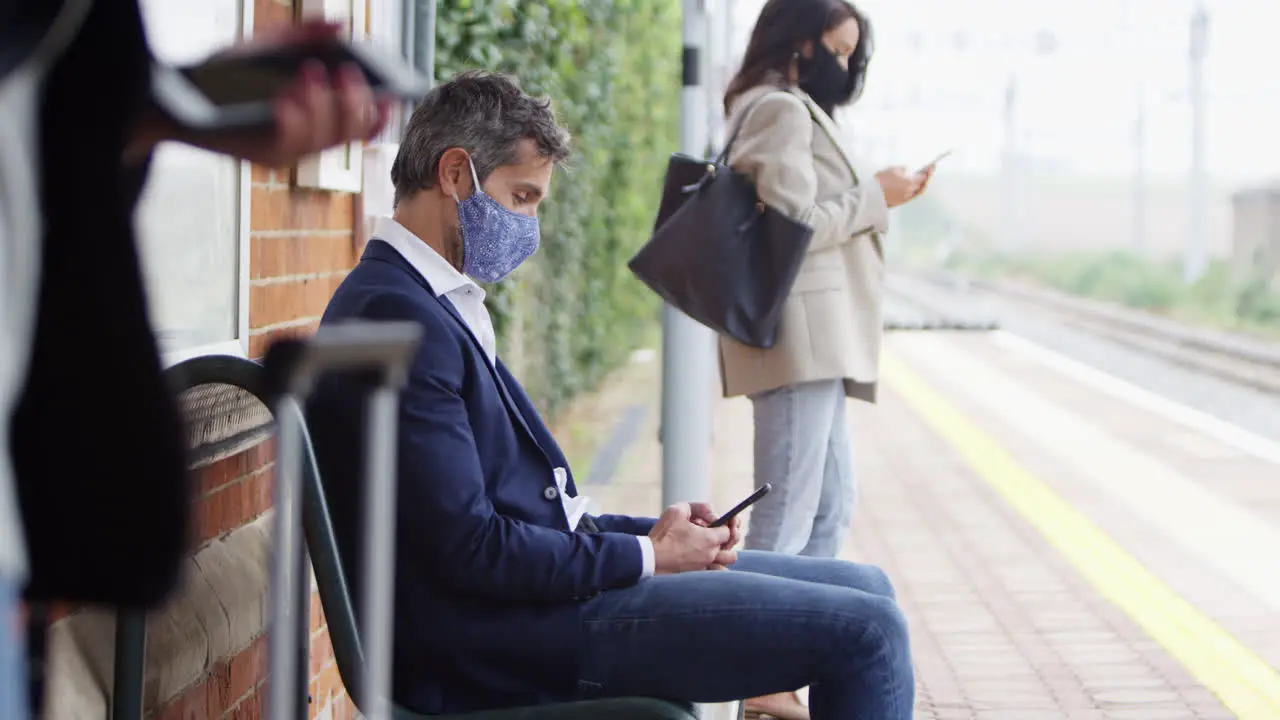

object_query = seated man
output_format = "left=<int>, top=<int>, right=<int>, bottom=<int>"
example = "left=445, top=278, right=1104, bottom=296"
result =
left=306, top=70, right=914, bottom=720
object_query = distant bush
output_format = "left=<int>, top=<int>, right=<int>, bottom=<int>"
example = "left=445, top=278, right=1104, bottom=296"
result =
left=1237, top=276, right=1280, bottom=324
left=926, top=247, right=1280, bottom=340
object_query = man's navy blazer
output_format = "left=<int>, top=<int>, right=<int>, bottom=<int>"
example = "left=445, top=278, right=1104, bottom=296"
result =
left=306, top=239, right=657, bottom=714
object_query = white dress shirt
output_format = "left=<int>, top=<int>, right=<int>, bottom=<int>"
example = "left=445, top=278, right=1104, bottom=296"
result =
left=373, top=218, right=654, bottom=580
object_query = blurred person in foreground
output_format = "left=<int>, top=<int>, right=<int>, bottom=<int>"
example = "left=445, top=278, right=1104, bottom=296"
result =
left=305, top=70, right=914, bottom=720
left=718, top=1, right=934, bottom=714
left=1, top=1, right=389, bottom=715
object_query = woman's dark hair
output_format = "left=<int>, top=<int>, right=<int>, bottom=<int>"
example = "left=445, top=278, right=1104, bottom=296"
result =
left=723, top=0, right=872, bottom=115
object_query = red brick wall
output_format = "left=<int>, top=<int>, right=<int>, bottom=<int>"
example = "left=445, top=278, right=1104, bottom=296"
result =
left=192, top=441, right=275, bottom=546
left=246, top=178, right=356, bottom=359
left=153, top=436, right=356, bottom=720
left=153, top=636, right=269, bottom=720
left=145, top=443, right=277, bottom=720
left=146, top=0, right=365, bottom=716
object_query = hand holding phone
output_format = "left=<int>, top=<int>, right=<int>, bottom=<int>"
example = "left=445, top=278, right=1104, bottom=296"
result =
left=708, top=483, right=772, bottom=528
left=916, top=149, right=952, bottom=175
left=151, top=24, right=429, bottom=133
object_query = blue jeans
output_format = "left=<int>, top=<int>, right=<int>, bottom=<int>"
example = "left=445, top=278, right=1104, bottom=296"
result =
left=578, top=551, right=914, bottom=719
left=746, top=380, right=856, bottom=557
left=0, top=575, right=26, bottom=720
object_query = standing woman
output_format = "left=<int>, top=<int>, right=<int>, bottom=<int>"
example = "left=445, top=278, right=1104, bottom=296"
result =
left=721, top=5, right=931, bottom=713
left=724, top=1, right=932, bottom=593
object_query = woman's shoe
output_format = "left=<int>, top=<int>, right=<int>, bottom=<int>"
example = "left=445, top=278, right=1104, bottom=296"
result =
left=742, top=691, right=810, bottom=720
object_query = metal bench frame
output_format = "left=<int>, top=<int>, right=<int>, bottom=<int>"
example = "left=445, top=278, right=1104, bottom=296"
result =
left=112, top=352, right=700, bottom=720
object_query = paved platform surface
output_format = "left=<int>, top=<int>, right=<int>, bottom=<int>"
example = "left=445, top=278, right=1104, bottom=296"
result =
left=580, top=330, right=1280, bottom=720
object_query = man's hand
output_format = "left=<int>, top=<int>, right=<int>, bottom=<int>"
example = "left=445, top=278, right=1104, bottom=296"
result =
left=649, top=503, right=734, bottom=574
left=688, top=502, right=740, bottom=571
left=129, top=19, right=391, bottom=167
left=690, top=502, right=742, bottom=548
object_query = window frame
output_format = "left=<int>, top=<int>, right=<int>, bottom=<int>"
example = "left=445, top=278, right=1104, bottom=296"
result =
left=294, top=0, right=369, bottom=193
left=154, top=0, right=254, bottom=370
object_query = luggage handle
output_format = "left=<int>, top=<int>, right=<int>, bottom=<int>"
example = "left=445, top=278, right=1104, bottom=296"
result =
left=263, top=320, right=421, bottom=720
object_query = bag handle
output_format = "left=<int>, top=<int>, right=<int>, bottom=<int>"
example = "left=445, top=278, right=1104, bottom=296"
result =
left=715, top=88, right=821, bottom=165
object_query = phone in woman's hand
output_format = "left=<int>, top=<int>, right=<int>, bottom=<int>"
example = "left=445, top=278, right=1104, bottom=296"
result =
left=916, top=149, right=952, bottom=175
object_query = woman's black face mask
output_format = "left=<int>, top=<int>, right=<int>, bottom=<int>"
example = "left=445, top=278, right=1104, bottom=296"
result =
left=797, top=37, right=870, bottom=116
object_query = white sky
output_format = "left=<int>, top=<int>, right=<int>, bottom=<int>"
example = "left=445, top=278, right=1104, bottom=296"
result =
left=723, top=0, right=1280, bottom=186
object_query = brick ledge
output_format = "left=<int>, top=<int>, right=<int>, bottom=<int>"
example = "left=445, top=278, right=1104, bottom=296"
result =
left=43, top=513, right=273, bottom=718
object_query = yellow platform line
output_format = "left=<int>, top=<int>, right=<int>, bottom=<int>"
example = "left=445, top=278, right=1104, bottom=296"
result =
left=881, top=353, right=1280, bottom=719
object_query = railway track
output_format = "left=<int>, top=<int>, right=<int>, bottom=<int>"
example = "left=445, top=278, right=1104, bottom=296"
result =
left=888, top=269, right=1280, bottom=396
left=882, top=276, right=1000, bottom=332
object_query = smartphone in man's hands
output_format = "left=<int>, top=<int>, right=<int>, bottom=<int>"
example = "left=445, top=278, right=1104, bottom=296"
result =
left=708, top=483, right=772, bottom=528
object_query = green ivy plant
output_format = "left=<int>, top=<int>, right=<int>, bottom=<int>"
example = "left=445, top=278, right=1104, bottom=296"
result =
left=431, top=0, right=681, bottom=417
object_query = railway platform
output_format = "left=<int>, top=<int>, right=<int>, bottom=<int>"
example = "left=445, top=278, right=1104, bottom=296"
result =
left=577, top=327, right=1280, bottom=720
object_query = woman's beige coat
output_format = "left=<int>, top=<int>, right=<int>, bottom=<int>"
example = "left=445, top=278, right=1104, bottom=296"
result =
left=719, top=82, right=890, bottom=402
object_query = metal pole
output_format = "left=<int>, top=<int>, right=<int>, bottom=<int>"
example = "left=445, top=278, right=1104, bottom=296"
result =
left=111, top=611, right=147, bottom=720
left=661, top=0, right=714, bottom=511
left=999, top=74, right=1019, bottom=252
left=724, top=0, right=736, bottom=81
left=708, top=0, right=734, bottom=153
left=1185, top=4, right=1209, bottom=283
left=360, top=385, right=400, bottom=720
left=1124, top=0, right=1145, bottom=255
left=704, top=0, right=719, bottom=154
left=267, top=397, right=306, bottom=720
left=1133, top=85, right=1147, bottom=254
left=400, top=0, right=416, bottom=125
left=294, top=545, right=311, bottom=720
left=418, top=0, right=437, bottom=87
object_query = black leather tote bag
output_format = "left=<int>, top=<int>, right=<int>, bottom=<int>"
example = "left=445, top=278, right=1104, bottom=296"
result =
left=628, top=92, right=815, bottom=349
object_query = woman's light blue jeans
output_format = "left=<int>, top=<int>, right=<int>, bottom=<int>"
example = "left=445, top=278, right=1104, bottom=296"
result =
left=0, top=574, right=26, bottom=720
left=744, top=379, right=856, bottom=557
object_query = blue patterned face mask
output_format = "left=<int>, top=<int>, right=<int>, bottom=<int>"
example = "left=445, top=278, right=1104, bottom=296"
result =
left=452, top=157, right=541, bottom=283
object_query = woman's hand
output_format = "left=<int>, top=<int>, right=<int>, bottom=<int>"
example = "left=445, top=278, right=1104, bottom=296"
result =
left=874, top=166, right=924, bottom=208
left=129, top=19, right=392, bottom=167
left=909, top=164, right=936, bottom=201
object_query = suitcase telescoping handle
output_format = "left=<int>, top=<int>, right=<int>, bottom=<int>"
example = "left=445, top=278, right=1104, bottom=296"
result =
left=263, top=321, right=422, bottom=720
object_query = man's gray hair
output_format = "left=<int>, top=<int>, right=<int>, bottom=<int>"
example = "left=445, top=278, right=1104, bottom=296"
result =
left=390, top=70, right=572, bottom=205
